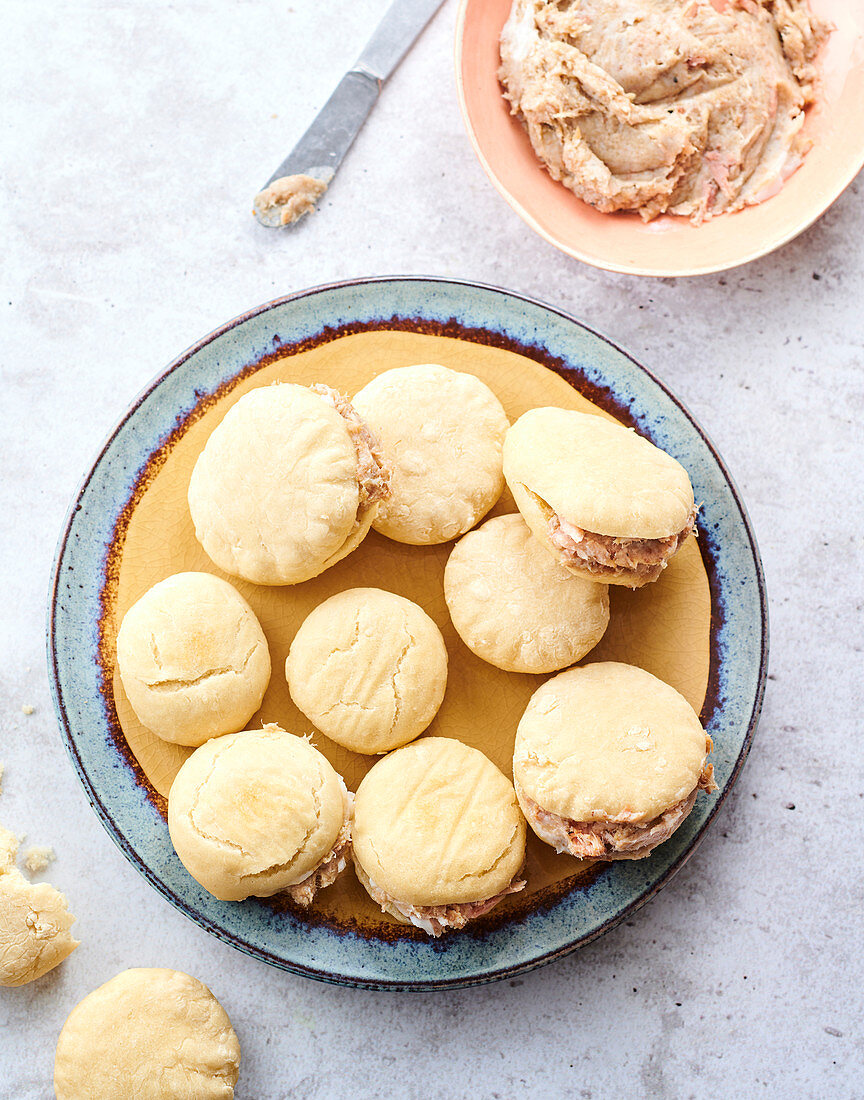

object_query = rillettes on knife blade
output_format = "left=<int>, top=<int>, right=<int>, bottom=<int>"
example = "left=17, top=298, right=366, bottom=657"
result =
left=253, top=0, right=447, bottom=228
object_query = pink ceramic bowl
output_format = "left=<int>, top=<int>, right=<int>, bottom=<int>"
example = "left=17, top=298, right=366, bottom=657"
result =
left=455, top=0, right=864, bottom=276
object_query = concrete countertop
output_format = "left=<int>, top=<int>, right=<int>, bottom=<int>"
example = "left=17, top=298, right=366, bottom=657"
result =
left=2, top=2, right=861, bottom=1097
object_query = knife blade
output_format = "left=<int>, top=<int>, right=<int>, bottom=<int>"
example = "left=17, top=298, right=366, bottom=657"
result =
left=253, top=0, right=447, bottom=227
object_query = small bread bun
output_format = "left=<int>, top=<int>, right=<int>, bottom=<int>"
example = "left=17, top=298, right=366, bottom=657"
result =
left=444, top=513, right=609, bottom=673
left=352, top=364, right=509, bottom=544
left=286, top=588, right=448, bottom=754
left=167, top=724, right=349, bottom=901
left=0, top=826, right=78, bottom=987
left=353, top=738, right=525, bottom=908
left=503, top=408, right=695, bottom=586
left=514, top=663, right=713, bottom=858
left=188, top=383, right=383, bottom=585
left=116, top=572, right=270, bottom=747
left=54, top=968, right=240, bottom=1100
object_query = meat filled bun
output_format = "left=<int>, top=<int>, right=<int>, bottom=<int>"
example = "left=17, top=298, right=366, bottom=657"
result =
left=352, top=364, right=509, bottom=545
left=503, top=408, right=696, bottom=587
left=353, top=738, right=527, bottom=936
left=188, top=383, right=391, bottom=585
left=513, top=663, right=716, bottom=861
left=168, top=724, right=352, bottom=906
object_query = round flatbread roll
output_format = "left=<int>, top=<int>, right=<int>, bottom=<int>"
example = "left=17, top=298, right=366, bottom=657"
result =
left=168, top=724, right=351, bottom=903
left=513, top=662, right=716, bottom=861
left=54, top=968, right=240, bottom=1100
left=352, top=364, right=509, bottom=544
left=187, top=383, right=390, bottom=585
left=286, top=588, right=448, bottom=754
left=353, top=738, right=527, bottom=936
left=0, top=826, right=78, bottom=987
left=444, top=513, right=610, bottom=673
left=503, top=408, right=696, bottom=587
left=116, top=572, right=271, bottom=747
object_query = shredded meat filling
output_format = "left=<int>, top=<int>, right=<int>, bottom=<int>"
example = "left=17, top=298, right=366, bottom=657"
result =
left=312, top=384, right=392, bottom=507
left=358, top=862, right=527, bottom=937
left=498, top=0, right=830, bottom=224
left=284, top=793, right=353, bottom=908
left=548, top=505, right=697, bottom=581
left=521, top=754, right=717, bottom=861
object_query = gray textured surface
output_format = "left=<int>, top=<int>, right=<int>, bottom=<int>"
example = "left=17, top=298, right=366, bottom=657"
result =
left=1, top=1, right=862, bottom=1097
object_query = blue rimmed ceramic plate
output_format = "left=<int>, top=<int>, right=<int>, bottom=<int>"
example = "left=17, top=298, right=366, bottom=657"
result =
left=48, top=277, right=767, bottom=990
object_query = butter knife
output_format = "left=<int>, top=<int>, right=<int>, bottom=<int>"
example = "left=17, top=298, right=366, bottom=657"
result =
left=253, top=0, right=447, bottom=227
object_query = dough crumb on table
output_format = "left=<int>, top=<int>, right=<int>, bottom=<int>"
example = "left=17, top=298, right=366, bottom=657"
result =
left=253, top=173, right=328, bottom=225
left=499, top=0, right=830, bottom=223
left=21, top=704, right=34, bottom=715
left=24, top=845, right=55, bottom=875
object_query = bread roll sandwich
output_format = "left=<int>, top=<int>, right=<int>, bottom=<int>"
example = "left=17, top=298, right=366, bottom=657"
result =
left=168, top=725, right=351, bottom=906
left=353, top=738, right=526, bottom=936
left=188, top=383, right=391, bottom=585
left=503, top=408, right=696, bottom=587
left=514, top=663, right=716, bottom=861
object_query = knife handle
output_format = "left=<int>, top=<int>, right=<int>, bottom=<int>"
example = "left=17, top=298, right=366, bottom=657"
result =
left=263, top=69, right=381, bottom=187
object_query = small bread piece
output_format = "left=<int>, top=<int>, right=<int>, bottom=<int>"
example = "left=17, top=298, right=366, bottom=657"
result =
left=353, top=738, right=526, bottom=936
left=168, top=724, right=351, bottom=903
left=188, top=383, right=389, bottom=585
left=54, top=968, right=240, bottom=1100
left=352, top=364, right=509, bottom=544
left=514, top=663, right=716, bottom=861
left=444, top=513, right=610, bottom=673
left=0, top=826, right=78, bottom=987
left=503, top=408, right=696, bottom=587
left=24, top=845, right=55, bottom=874
left=286, top=588, right=448, bottom=755
left=116, top=572, right=271, bottom=747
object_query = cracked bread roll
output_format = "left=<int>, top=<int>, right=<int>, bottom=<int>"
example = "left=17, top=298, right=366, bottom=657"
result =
left=513, top=663, right=716, bottom=861
left=188, top=382, right=390, bottom=585
left=116, top=572, right=271, bottom=748
left=352, top=364, right=509, bottom=544
left=444, top=513, right=609, bottom=673
left=353, top=738, right=527, bottom=936
left=0, top=826, right=78, bottom=987
left=168, top=725, right=351, bottom=904
left=503, top=408, right=696, bottom=587
left=286, top=588, right=448, bottom=755
left=54, top=968, right=240, bottom=1100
